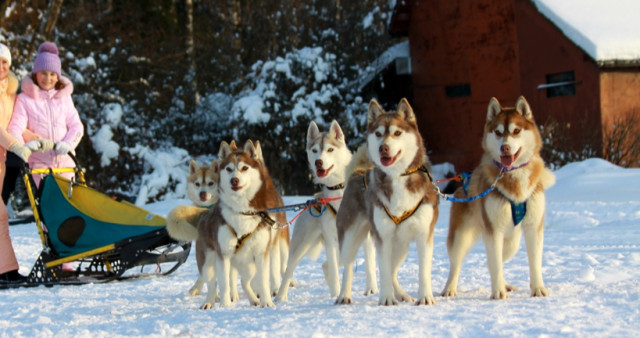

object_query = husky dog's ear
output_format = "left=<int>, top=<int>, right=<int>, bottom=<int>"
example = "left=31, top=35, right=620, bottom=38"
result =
left=243, top=139, right=263, bottom=161
left=486, top=97, right=502, bottom=121
left=329, top=120, right=345, bottom=143
left=210, top=159, right=219, bottom=174
left=253, top=140, right=264, bottom=161
left=229, top=140, right=238, bottom=151
left=515, top=96, right=533, bottom=120
left=307, top=121, right=320, bottom=147
left=218, top=141, right=232, bottom=159
left=189, top=160, right=198, bottom=175
left=396, top=98, right=416, bottom=125
left=368, top=99, right=384, bottom=125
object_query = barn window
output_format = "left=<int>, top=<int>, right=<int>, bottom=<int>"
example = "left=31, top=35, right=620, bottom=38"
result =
left=542, top=71, right=576, bottom=97
left=445, top=83, right=471, bottom=97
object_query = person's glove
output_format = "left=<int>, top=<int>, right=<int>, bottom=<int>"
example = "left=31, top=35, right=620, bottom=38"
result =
left=25, top=139, right=55, bottom=152
left=54, top=141, right=73, bottom=155
left=8, top=143, right=32, bottom=162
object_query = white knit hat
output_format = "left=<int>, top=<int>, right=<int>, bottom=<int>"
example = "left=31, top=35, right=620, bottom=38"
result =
left=0, top=43, right=11, bottom=66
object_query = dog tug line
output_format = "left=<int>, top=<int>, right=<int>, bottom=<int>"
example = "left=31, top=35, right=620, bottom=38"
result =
left=248, top=159, right=530, bottom=230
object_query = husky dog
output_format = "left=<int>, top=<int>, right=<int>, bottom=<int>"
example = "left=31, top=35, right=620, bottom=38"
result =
left=198, top=140, right=286, bottom=308
left=187, top=159, right=219, bottom=208
left=336, top=98, right=439, bottom=306
left=441, top=96, right=555, bottom=300
left=275, top=120, right=377, bottom=302
left=167, top=159, right=219, bottom=296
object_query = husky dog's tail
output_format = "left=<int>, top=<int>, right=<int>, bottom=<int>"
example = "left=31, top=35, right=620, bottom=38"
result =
left=166, top=205, right=208, bottom=241
left=345, top=144, right=373, bottom=180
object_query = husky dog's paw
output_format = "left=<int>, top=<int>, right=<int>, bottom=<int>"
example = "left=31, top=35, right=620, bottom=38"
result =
left=395, top=292, right=415, bottom=303
left=490, top=289, right=509, bottom=300
left=363, top=287, right=377, bottom=296
left=289, top=280, right=297, bottom=287
left=505, top=283, right=518, bottom=292
left=415, top=296, right=436, bottom=306
left=531, top=287, right=549, bottom=297
left=188, top=287, right=201, bottom=296
left=200, top=302, right=214, bottom=310
left=440, top=288, right=458, bottom=297
left=261, top=300, right=275, bottom=308
left=378, top=295, right=398, bottom=306
left=335, top=296, right=352, bottom=305
left=230, top=292, right=239, bottom=302
left=274, top=294, right=287, bottom=303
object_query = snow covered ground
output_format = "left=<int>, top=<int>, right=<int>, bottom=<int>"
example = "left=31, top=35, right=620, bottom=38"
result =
left=2, top=158, right=639, bottom=337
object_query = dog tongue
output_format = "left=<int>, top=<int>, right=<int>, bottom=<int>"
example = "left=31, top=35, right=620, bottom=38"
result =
left=316, top=169, right=328, bottom=177
left=500, top=155, right=515, bottom=167
left=380, top=156, right=394, bottom=166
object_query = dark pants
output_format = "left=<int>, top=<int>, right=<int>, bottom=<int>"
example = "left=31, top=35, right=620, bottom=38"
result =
left=2, top=152, right=24, bottom=205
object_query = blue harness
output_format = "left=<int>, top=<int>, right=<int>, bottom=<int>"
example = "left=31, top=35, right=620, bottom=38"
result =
left=460, top=171, right=527, bottom=226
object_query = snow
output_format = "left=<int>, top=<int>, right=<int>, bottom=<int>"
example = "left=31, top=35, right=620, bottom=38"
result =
left=2, top=158, right=640, bottom=336
left=532, top=0, right=640, bottom=62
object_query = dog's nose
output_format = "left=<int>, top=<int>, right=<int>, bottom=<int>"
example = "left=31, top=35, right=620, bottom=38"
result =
left=231, top=177, right=239, bottom=186
left=379, top=144, right=389, bottom=154
left=500, top=145, right=511, bottom=154
left=315, top=159, right=323, bottom=168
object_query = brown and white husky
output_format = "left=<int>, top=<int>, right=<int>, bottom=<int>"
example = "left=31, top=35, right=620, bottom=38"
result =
left=275, top=120, right=377, bottom=302
left=336, top=98, right=439, bottom=306
left=166, top=159, right=219, bottom=296
left=198, top=140, right=287, bottom=308
left=441, top=96, right=555, bottom=299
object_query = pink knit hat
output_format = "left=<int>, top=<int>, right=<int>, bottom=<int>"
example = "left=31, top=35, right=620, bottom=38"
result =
left=32, top=42, right=61, bottom=77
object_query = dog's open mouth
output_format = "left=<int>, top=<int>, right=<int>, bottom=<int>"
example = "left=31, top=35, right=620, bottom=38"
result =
left=380, top=151, right=401, bottom=167
left=500, top=148, right=521, bottom=167
left=316, top=165, right=334, bottom=178
left=231, top=185, right=242, bottom=191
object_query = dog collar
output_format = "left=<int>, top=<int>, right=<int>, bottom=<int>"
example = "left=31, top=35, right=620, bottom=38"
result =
left=493, top=160, right=530, bottom=172
left=325, top=183, right=345, bottom=190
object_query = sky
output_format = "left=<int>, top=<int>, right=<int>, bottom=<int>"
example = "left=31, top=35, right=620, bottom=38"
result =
left=1, top=158, right=639, bottom=337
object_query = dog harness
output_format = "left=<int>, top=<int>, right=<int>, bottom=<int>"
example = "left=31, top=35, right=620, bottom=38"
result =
left=225, top=211, right=276, bottom=253
left=311, top=203, right=337, bottom=217
left=457, top=161, right=529, bottom=226
left=363, top=165, right=430, bottom=225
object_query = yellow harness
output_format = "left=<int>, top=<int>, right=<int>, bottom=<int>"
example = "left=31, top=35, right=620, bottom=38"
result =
left=226, top=211, right=276, bottom=253
left=363, top=165, right=429, bottom=225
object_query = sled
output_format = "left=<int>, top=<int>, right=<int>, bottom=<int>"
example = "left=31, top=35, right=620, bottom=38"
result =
left=1, top=155, right=191, bottom=289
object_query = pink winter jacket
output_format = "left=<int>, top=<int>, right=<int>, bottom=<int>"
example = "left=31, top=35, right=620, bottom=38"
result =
left=8, top=75, right=84, bottom=170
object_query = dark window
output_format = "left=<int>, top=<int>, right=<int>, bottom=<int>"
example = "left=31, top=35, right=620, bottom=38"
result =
left=545, top=71, right=576, bottom=97
left=445, top=84, right=471, bottom=97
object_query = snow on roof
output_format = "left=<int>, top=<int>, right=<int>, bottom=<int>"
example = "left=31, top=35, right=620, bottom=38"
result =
left=532, top=0, right=640, bottom=63
left=356, top=40, right=410, bottom=92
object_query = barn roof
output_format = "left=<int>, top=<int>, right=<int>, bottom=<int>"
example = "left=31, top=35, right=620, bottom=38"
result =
left=532, top=0, right=640, bottom=66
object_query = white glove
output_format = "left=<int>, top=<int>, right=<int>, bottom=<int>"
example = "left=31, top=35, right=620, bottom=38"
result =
left=9, top=143, right=32, bottom=162
left=26, top=139, right=55, bottom=152
left=54, top=141, right=73, bottom=155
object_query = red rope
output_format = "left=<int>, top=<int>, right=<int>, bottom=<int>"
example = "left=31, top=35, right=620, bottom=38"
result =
left=436, top=174, right=463, bottom=184
left=282, top=196, right=343, bottom=228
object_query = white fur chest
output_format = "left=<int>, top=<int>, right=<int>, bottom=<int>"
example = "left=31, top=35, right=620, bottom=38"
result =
left=218, top=206, right=267, bottom=256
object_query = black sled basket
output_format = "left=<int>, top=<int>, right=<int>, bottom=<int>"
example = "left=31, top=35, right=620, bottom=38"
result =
left=12, top=155, right=191, bottom=288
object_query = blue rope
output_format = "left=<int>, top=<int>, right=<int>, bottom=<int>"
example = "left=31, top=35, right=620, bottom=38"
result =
left=308, top=205, right=326, bottom=217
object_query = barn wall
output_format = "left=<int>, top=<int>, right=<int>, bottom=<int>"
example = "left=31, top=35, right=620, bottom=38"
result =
left=409, top=0, right=521, bottom=171
left=514, top=0, right=602, bottom=151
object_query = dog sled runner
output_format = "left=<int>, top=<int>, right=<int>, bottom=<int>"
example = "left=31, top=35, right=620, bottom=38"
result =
left=1, top=156, right=191, bottom=289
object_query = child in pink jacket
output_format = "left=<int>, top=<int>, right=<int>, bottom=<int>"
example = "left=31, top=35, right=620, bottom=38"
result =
left=8, top=42, right=84, bottom=187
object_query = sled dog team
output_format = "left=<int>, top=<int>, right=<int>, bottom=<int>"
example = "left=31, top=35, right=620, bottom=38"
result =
left=167, top=95, right=555, bottom=309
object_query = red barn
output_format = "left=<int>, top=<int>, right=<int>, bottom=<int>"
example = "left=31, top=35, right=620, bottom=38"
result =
left=381, top=0, right=640, bottom=171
